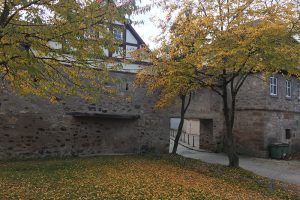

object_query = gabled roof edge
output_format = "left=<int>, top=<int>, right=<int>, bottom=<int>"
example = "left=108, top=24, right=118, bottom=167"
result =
left=125, top=24, right=146, bottom=46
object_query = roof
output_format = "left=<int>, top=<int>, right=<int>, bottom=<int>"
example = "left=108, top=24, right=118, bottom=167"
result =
left=125, top=24, right=146, bottom=45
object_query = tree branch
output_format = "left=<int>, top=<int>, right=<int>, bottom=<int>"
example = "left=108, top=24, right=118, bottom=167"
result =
left=198, top=0, right=208, bottom=16
left=3, top=0, right=43, bottom=28
left=235, top=72, right=251, bottom=94
left=184, top=92, right=192, bottom=113
left=0, top=0, right=9, bottom=27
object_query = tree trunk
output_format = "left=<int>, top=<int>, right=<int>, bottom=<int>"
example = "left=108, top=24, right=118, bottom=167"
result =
left=224, top=112, right=239, bottom=167
left=172, top=93, right=191, bottom=154
left=222, top=80, right=239, bottom=167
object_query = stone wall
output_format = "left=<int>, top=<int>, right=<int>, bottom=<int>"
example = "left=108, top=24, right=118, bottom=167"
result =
left=234, top=110, right=268, bottom=157
left=234, top=74, right=300, bottom=157
left=170, top=88, right=225, bottom=152
left=262, top=75, right=300, bottom=153
left=1, top=71, right=300, bottom=160
left=178, top=74, right=300, bottom=157
left=0, top=72, right=170, bottom=160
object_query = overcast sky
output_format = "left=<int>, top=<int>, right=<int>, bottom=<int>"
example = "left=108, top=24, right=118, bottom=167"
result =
left=131, top=1, right=163, bottom=49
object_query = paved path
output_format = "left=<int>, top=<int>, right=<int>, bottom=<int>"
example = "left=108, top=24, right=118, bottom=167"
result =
left=170, top=140, right=300, bottom=186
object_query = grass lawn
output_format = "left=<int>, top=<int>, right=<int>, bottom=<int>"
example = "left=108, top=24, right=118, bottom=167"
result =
left=0, top=155, right=298, bottom=200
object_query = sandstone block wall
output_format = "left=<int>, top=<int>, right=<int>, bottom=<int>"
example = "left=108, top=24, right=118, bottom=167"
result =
left=1, top=71, right=300, bottom=160
left=179, top=74, right=300, bottom=157
left=234, top=74, right=300, bottom=157
left=0, top=72, right=170, bottom=160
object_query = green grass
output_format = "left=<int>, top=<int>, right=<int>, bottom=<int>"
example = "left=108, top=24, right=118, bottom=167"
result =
left=0, top=155, right=298, bottom=200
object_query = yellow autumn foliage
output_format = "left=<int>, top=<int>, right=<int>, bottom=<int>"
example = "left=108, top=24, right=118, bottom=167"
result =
left=0, top=0, right=138, bottom=101
left=0, top=155, right=298, bottom=199
left=136, top=0, right=300, bottom=167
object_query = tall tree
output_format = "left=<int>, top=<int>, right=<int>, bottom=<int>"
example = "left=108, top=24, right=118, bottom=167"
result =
left=135, top=46, right=200, bottom=154
left=153, top=0, right=300, bottom=166
left=0, top=0, right=137, bottom=101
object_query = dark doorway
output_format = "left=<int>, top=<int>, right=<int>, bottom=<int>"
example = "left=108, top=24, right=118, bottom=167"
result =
left=199, top=119, right=213, bottom=150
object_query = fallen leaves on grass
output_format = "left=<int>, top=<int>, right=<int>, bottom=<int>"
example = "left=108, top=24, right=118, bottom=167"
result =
left=0, top=156, right=298, bottom=200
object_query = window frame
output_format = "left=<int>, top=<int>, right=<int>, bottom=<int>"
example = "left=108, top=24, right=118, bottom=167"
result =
left=286, top=79, right=292, bottom=98
left=84, top=28, right=98, bottom=39
left=269, top=76, right=278, bottom=96
left=113, top=29, right=123, bottom=41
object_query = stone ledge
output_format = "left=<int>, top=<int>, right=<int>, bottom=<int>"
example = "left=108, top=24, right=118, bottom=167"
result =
left=66, top=112, right=140, bottom=120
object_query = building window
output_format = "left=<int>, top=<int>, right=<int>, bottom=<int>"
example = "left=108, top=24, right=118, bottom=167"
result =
left=270, top=77, right=277, bottom=96
left=113, top=29, right=123, bottom=40
left=84, top=28, right=97, bottom=39
left=286, top=80, right=292, bottom=98
left=285, top=129, right=291, bottom=140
